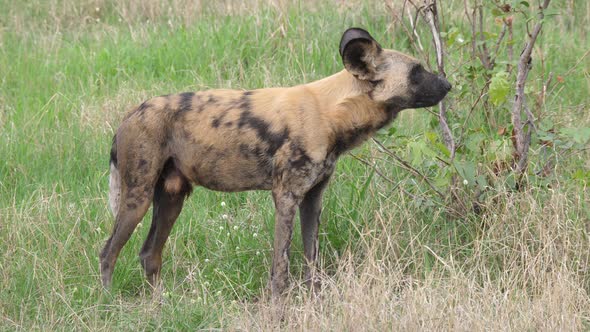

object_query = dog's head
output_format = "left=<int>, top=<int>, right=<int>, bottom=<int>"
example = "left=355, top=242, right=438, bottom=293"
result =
left=340, top=28, right=451, bottom=111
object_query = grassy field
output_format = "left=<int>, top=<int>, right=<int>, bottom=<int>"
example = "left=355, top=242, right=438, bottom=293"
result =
left=1, top=0, right=589, bottom=330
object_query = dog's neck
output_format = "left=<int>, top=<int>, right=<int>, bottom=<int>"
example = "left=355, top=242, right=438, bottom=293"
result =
left=305, top=70, right=399, bottom=154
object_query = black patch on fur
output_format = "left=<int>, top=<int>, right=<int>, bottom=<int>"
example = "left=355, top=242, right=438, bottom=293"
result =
left=124, top=174, right=139, bottom=188
left=238, top=143, right=273, bottom=178
left=237, top=110, right=289, bottom=155
left=134, top=101, right=151, bottom=117
left=234, top=91, right=253, bottom=111
left=225, top=121, right=233, bottom=127
left=178, top=92, right=195, bottom=114
left=209, top=91, right=255, bottom=128
left=138, top=159, right=149, bottom=173
left=110, top=135, right=117, bottom=166
left=289, top=143, right=312, bottom=169
left=238, top=143, right=251, bottom=158
left=333, top=125, right=374, bottom=155
left=384, top=96, right=409, bottom=115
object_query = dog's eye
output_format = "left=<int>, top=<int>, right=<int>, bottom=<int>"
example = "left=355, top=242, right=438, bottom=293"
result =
left=369, top=79, right=382, bottom=87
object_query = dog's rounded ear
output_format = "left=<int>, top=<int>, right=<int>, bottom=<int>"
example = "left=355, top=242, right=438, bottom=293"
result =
left=339, top=28, right=382, bottom=81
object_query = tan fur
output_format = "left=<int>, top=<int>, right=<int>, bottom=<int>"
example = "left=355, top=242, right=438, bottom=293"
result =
left=164, top=174, right=184, bottom=194
left=100, top=28, right=451, bottom=297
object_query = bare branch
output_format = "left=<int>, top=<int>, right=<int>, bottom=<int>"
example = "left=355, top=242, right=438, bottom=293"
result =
left=385, top=1, right=429, bottom=62
left=420, top=0, right=456, bottom=159
left=349, top=153, right=400, bottom=188
left=512, top=0, right=551, bottom=177
left=407, top=5, right=425, bottom=52
left=477, top=5, right=492, bottom=70
left=465, top=0, right=478, bottom=60
left=506, top=16, right=514, bottom=73
left=489, top=22, right=507, bottom=67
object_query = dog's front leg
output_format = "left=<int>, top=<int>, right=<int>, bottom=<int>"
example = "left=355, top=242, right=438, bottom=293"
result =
left=269, top=189, right=300, bottom=297
left=299, top=176, right=331, bottom=293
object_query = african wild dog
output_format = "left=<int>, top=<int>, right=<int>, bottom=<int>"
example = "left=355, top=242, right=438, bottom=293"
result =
left=100, top=28, right=451, bottom=296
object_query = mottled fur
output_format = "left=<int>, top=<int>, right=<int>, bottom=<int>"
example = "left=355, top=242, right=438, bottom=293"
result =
left=100, top=28, right=451, bottom=296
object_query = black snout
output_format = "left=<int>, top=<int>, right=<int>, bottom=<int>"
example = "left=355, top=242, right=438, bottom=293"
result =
left=407, top=72, right=452, bottom=109
left=440, top=77, right=452, bottom=92
left=388, top=66, right=453, bottom=110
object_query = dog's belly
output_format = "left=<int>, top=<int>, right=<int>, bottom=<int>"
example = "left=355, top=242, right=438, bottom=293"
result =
left=175, top=144, right=274, bottom=192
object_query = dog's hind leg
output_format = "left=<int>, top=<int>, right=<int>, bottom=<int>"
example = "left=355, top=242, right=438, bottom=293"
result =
left=100, top=142, right=162, bottom=288
left=299, top=176, right=331, bottom=293
left=100, top=187, right=153, bottom=288
left=139, top=160, right=191, bottom=287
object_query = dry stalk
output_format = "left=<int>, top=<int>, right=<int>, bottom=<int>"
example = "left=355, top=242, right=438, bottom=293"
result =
left=512, top=0, right=552, bottom=178
left=385, top=1, right=428, bottom=62
left=420, top=0, right=456, bottom=160
left=506, top=16, right=514, bottom=73
left=477, top=4, right=492, bottom=70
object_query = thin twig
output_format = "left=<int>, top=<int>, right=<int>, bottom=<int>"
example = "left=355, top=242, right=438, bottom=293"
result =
left=350, top=154, right=464, bottom=215
left=407, top=5, right=425, bottom=52
left=489, top=23, right=508, bottom=68
left=456, top=79, right=491, bottom=149
left=385, top=1, right=429, bottom=62
left=372, top=138, right=445, bottom=200
left=541, top=71, right=553, bottom=107
left=349, top=153, right=400, bottom=188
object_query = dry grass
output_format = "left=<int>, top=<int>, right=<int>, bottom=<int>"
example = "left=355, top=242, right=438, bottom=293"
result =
left=78, top=85, right=155, bottom=135
left=230, top=189, right=590, bottom=331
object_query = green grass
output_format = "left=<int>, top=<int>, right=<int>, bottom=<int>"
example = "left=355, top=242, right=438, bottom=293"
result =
left=1, top=0, right=589, bottom=330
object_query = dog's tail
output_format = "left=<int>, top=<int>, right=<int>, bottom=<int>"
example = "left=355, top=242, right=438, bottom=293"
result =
left=108, top=135, right=121, bottom=217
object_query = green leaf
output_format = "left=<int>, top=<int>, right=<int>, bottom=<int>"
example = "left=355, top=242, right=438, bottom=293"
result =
left=489, top=71, right=510, bottom=105
left=539, top=118, right=554, bottom=131
left=475, top=175, right=489, bottom=190
left=453, top=160, right=477, bottom=185
left=560, top=127, right=590, bottom=145
left=388, top=126, right=397, bottom=136
left=487, top=138, right=512, bottom=162
left=425, top=131, right=438, bottom=144
left=434, top=142, right=451, bottom=158
left=520, top=1, right=530, bottom=8
left=465, top=132, right=486, bottom=154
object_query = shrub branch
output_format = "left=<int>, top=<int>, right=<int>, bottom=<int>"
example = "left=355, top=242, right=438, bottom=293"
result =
left=512, top=0, right=551, bottom=178
left=420, top=0, right=456, bottom=160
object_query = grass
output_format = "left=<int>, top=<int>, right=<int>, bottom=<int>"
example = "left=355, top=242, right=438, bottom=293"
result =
left=1, top=0, right=589, bottom=330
